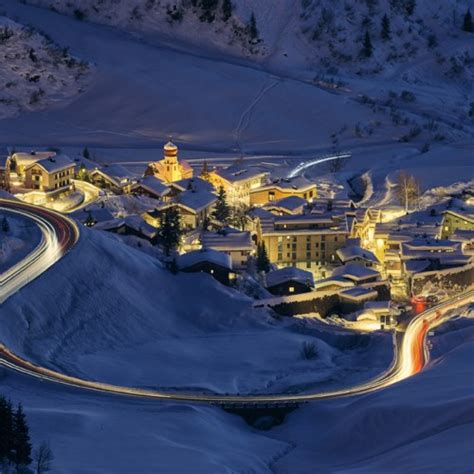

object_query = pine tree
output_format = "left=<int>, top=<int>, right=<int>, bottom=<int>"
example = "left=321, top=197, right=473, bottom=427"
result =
left=82, top=147, right=90, bottom=160
left=213, top=186, right=230, bottom=223
left=362, top=31, right=373, bottom=58
left=249, top=12, right=258, bottom=40
left=1, top=216, right=9, bottom=233
left=200, top=160, right=210, bottom=180
left=222, top=0, right=232, bottom=22
left=463, top=9, right=473, bottom=32
left=381, top=14, right=391, bottom=40
left=0, top=396, right=14, bottom=463
left=404, top=0, right=416, bottom=16
left=11, top=404, right=32, bottom=470
left=256, top=242, right=270, bottom=273
left=159, top=207, right=182, bottom=256
left=200, top=0, right=219, bottom=23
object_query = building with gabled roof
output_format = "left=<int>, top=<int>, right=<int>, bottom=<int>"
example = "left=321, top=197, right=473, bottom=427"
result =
left=263, top=196, right=307, bottom=215
left=131, top=176, right=170, bottom=200
left=89, top=164, right=138, bottom=194
left=24, top=154, right=75, bottom=192
left=250, top=176, right=317, bottom=206
left=177, top=248, right=233, bottom=286
left=265, top=267, right=314, bottom=296
left=208, top=162, right=269, bottom=205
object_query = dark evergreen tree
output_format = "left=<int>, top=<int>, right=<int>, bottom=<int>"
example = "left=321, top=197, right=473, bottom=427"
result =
left=404, top=0, right=416, bottom=16
left=200, top=0, right=219, bottom=22
left=82, top=147, right=90, bottom=160
left=1, top=216, right=9, bottom=233
left=381, top=14, right=391, bottom=40
left=11, top=404, right=32, bottom=470
left=362, top=31, right=373, bottom=58
left=463, top=9, right=473, bottom=32
left=213, top=186, right=231, bottom=223
left=249, top=12, right=258, bottom=40
left=222, top=0, right=232, bottom=22
left=159, top=207, right=182, bottom=256
left=256, top=242, right=270, bottom=273
left=0, top=396, right=14, bottom=463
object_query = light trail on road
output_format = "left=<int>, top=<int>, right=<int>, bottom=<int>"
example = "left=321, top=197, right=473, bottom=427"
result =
left=287, top=152, right=352, bottom=178
left=0, top=198, right=471, bottom=404
left=0, top=199, right=79, bottom=304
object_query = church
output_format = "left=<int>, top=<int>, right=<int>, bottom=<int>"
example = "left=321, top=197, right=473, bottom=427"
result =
left=146, top=141, right=193, bottom=183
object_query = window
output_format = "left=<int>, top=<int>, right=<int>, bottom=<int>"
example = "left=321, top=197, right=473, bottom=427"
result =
left=289, top=286, right=295, bottom=293
left=210, top=269, right=214, bottom=274
left=306, top=261, right=311, bottom=269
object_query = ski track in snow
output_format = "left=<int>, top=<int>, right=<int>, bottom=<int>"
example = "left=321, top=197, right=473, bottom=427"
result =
left=233, top=78, right=280, bottom=153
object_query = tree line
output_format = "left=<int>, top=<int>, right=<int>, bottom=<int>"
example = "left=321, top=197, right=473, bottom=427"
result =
left=0, top=395, right=53, bottom=473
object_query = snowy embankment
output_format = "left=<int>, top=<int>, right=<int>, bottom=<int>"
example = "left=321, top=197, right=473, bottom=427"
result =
left=272, top=314, right=474, bottom=473
left=0, top=211, right=41, bottom=273
left=0, top=15, right=94, bottom=120
left=0, top=227, right=390, bottom=396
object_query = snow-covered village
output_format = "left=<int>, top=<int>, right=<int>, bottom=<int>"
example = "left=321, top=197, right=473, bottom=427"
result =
left=0, top=0, right=473, bottom=472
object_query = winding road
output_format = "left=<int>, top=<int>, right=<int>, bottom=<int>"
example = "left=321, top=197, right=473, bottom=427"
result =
left=0, top=198, right=472, bottom=404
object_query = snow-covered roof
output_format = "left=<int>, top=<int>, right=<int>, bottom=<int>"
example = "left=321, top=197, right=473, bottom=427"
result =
left=12, top=151, right=55, bottom=166
left=133, top=176, right=170, bottom=197
left=443, top=209, right=474, bottom=224
left=256, top=176, right=316, bottom=192
left=337, top=245, right=379, bottom=264
left=92, top=164, right=137, bottom=185
left=404, top=259, right=432, bottom=275
left=339, top=287, right=378, bottom=301
left=332, top=263, right=380, bottom=282
left=70, top=206, right=114, bottom=224
left=177, top=248, right=232, bottom=271
left=313, top=276, right=354, bottom=290
left=201, top=230, right=253, bottom=251
left=214, top=164, right=268, bottom=184
left=123, top=215, right=157, bottom=239
left=364, top=301, right=391, bottom=312
left=175, top=189, right=217, bottom=213
left=263, top=196, right=307, bottom=213
left=266, top=267, right=314, bottom=288
left=451, top=229, right=474, bottom=243
left=170, top=177, right=215, bottom=194
left=27, top=154, right=74, bottom=173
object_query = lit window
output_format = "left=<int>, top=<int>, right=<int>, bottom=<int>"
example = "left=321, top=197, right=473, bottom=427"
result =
left=289, top=286, right=295, bottom=293
left=210, top=269, right=214, bottom=274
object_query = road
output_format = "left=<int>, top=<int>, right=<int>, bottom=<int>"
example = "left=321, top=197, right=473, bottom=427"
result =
left=0, top=199, right=79, bottom=304
left=0, top=198, right=472, bottom=404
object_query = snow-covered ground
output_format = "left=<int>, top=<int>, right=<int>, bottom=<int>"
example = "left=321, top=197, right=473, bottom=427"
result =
left=0, top=227, right=391, bottom=395
left=0, top=210, right=41, bottom=272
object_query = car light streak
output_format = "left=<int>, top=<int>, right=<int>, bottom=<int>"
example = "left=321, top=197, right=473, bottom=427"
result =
left=0, top=199, right=79, bottom=304
left=287, top=152, right=352, bottom=178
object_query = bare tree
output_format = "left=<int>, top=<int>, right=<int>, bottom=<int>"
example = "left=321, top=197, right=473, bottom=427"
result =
left=34, top=442, right=54, bottom=474
left=396, top=171, right=421, bottom=211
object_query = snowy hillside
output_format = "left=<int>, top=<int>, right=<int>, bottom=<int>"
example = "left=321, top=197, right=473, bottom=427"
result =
left=0, top=16, right=94, bottom=119
left=0, top=227, right=390, bottom=395
left=22, top=0, right=474, bottom=82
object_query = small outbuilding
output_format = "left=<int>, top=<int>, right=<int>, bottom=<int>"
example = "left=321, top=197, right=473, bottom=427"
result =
left=177, top=248, right=233, bottom=286
left=265, top=267, right=314, bottom=296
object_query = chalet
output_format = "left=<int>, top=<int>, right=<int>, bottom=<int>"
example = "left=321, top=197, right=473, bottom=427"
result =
left=339, top=287, right=379, bottom=313
left=208, top=163, right=269, bottom=206
left=201, top=229, right=254, bottom=270
left=250, top=177, right=317, bottom=206
left=130, top=176, right=170, bottom=201
left=337, top=244, right=379, bottom=267
left=177, top=249, right=233, bottom=286
left=440, top=210, right=474, bottom=238
left=332, top=263, right=381, bottom=285
left=95, top=215, right=158, bottom=243
left=168, top=177, right=215, bottom=197
left=89, top=164, right=137, bottom=193
left=173, top=189, right=217, bottom=229
left=8, top=151, right=56, bottom=180
left=265, top=267, right=314, bottom=296
left=24, top=155, right=75, bottom=193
